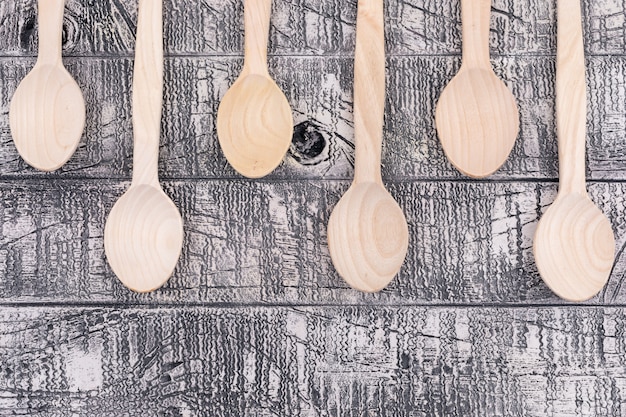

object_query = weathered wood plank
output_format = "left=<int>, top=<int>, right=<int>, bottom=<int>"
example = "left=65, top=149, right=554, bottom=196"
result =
left=0, top=55, right=625, bottom=180
left=1, top=180, right=624, bottom=305
left=0, top=0, right=625, bottom=415
left=0, top=0, right=621, bottom=57
left=0, top=306, right=624, bottom=416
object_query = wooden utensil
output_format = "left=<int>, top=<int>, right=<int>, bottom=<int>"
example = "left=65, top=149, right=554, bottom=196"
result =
left=435, top=0, right=519, bottom=178
left=533, top=0, right=615, bottom=302
left=216, top=0, right=293, bottom=178
left=9, top=0, right=85, bottom=171
left=327, top=0, right=408, bottom=293
left=104, top=0, right=183, bottom=293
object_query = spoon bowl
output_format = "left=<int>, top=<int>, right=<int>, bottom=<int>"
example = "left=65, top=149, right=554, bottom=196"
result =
left=216, top=0, right=293, bottom=178
left=105, top=185, right=184, bottom=293
left=328, top=183, right=409, bottom=292
left=436, top=68, right=518, bottom=178
left=217, top=74, right=293, bottom=178
left=533, top=0, right=615, bottom=301
left=534, top=193, right=614, bottom=301
left=327, top=0, right=408, bottom=292
left=9, top=0, right=85, bottom=172
left=434, top=0, right=519, bottom=178
left=10, top=66, right=85, bottom=171
left=104, top=0, right=183, bottom=292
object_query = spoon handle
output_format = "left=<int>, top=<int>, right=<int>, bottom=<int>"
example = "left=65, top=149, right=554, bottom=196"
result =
left=353, top=0, right=384, bottom=185
left=460, top=0, right=491, bottom=68
left=243, top=0, right=272, bottom=76
left=556, top=0, right=587, bottom=195
left=36, top=0, right=65, bottom=66
left=132, top=0, right=163, bottom=187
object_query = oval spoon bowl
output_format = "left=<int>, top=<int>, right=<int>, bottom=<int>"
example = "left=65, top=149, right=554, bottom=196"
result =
left=105, top=185, right=184, bottom=293
left=328, top=183, right=409, bottom=292
left=10, top=65, right=85, bottom=171
left=534, top=193, right=615, bottom=301
left=436, top=68, right=519, bottom=178
left=216, top=0, right=293, bottom=179
left=217, top=74, right=293, bottom=178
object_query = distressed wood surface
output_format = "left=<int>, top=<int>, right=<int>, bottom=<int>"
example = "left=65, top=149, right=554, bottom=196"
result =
left=1, top=55, right=626, bottom=180
left=2, top=180, right=626, bottom=305
left=0, top=0, right=624, bottom=56
left=1, top=307, right=626, bottom=417
left=1, top=0, right=626, bottom=415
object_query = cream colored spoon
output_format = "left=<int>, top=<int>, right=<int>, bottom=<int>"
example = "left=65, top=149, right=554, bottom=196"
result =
left=435, top=0, right=519, bottom=178
left=9, top=0, right=85, bottom=171
left=217, top=0, right=293, bottom=178
left=533, top=0, right=615, bottom=302
left=104, top=0, right=183, bottom=293
left=327, top=0, right=408, bottom=293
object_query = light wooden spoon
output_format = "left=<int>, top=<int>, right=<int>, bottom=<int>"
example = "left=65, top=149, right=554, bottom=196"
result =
left=9, top=0, right=85, bottom=171
left=104, top=0, right=183, bottom=293
left=327, top=0, right=409, bottom=293
left=435, top=0, right=519, bottom=178
left=533, top=0, right=615, bottom=302
left=216, top=0, right=293, bottom=178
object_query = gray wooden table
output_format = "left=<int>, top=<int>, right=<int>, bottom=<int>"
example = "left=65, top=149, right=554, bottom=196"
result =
left=1, top=0, right=625, bottom=415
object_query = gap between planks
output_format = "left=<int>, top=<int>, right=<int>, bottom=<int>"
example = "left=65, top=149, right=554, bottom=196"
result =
left=0, top=301, right=623, bottom=309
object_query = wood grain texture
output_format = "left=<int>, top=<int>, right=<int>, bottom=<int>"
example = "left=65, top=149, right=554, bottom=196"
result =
left=0, top=0, right=622, bottom=57
left=327, top=0, right=408, bottom=293
left=2, top=55, right=626, bottom=180
left=216, top=0, right=294, bottom=178
left=435, top=0, right=519, bottom=178
left=1, top=0, right=626, bottom=414
left=1, top=306, right=626, bottom=416
left=0, top=180, right=625, bottom=306
left=534, top=0, right=615, bottom=302
left=8, top=0, right=85, bottom=172
left=104, top=0, right=183, bottom=293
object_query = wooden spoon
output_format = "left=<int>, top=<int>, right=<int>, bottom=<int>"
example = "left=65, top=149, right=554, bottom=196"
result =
left=533, top=0, right=615, bottom=302
left=9, top=0, right=85, bottom=171
left=435, top=0, right=519, bottom=178
left=104, top=0, right=183, bottom=293
left=216, top=0, right=293, bottom=178
left=327, top=0, right=408, bottom=293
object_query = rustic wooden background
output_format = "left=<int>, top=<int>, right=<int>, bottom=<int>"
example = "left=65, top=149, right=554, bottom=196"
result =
left=1, top=0, right=626, bottom=415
